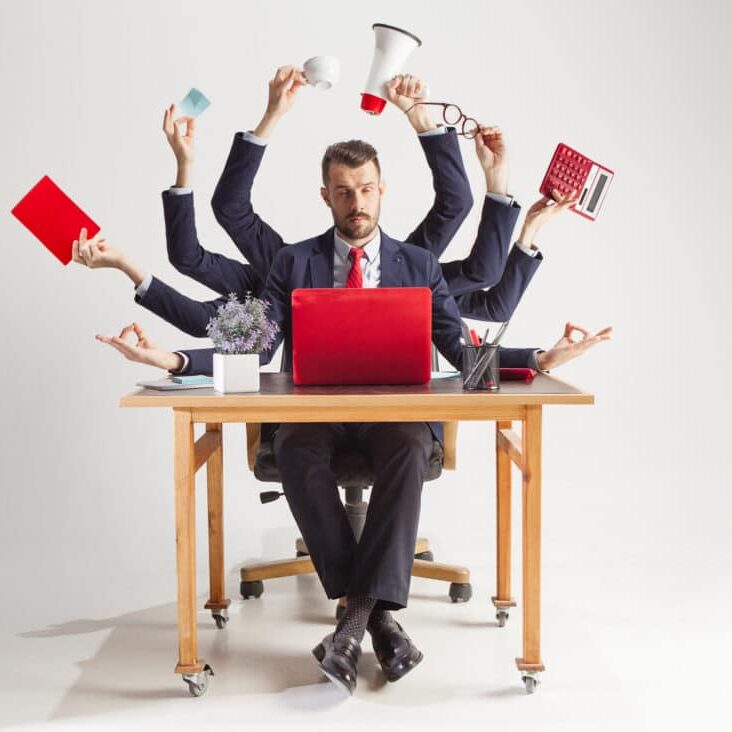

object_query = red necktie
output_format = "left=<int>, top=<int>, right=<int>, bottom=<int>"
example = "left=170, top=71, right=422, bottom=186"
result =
left=346, top=247, right=365, bottom=288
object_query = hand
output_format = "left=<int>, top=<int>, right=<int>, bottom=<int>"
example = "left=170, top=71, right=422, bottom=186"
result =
left=96, top=322, right=183, bottom=372
left=72, top=228, right=123, bottom=269
left=386, top=73, right=429, bottom=113
left=163, top=105, right=195, bottom=165
left=254, top=66, right=307, bottom=138
left=518, top=189, right=578, bottom=248
left=536, top=323, right=613, bottom=371
left=475, top=126, right=508, bottom=195
left=72, top=228, right=145, bottom=286
left=387, top=74, right=434, bottom=133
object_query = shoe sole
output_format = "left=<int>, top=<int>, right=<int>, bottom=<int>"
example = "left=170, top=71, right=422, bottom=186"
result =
left=312, top=643, right=354, bottom=696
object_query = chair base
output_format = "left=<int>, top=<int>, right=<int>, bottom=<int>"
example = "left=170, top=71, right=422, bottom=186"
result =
left=240, top=536, right=471, bottom=602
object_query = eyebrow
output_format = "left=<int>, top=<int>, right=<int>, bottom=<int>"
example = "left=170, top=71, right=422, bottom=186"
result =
left=335, top=182, right=376, bottom=190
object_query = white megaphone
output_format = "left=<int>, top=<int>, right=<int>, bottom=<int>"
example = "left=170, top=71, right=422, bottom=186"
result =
left=361, top=23, right=422, bottom=115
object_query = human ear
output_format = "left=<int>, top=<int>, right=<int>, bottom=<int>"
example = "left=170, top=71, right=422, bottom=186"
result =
left=320, top=186, right=332, bottom=209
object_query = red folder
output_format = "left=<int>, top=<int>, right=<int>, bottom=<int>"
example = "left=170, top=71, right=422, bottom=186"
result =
left=11, top=175, right=100, bottom=265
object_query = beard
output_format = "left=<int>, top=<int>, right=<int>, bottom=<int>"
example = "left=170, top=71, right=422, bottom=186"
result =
left=334, top=204, right=380, bottom=241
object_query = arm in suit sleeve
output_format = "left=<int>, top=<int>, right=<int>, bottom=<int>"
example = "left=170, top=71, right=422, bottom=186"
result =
left=453, top=245, right=542, bottom=321
left=135, top=275, right=227, bottom=338
left=162, top=190, right=265, bottom=297
left=438, top=195, right=521, bottom=296
left=427, top=252, right=538, bottom=371
left=404, top=128, right=473, bottom=258
left=176, top=245, right=293, bottom=375
left=210, top=133, right=287, bottom=283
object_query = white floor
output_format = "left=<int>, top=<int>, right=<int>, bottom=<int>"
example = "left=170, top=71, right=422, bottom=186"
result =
left=2, top=545, right=730, bottom=732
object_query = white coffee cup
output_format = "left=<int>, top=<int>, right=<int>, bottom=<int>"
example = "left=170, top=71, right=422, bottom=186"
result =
left=303, top=56, right=340, bottom=90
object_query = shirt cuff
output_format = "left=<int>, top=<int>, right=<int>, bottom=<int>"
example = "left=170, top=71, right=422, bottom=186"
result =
left=134, top=273, right=153, bottom=299
left=241, top=130, right=268, bottom=146
left=170, top=352, right=190, bottom=374
left=485, top=191, right=515, bottom=207
left=168, top=186, right=192, bottom=195
left=417, top=127, right=448, bottom=137
left=530, top=349, right=548, bottom=373
left=515, top=241, right=539, bottom=258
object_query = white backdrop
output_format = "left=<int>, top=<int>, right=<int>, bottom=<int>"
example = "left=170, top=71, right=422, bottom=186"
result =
left=1, top=0, right=731, bottom=724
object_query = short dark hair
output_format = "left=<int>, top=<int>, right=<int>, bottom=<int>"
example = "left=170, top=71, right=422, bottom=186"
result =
left=321, top=140, right=380, bottom=185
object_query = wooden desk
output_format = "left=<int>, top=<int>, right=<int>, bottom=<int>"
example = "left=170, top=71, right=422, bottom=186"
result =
left=120, top=372, right=593, bottom=695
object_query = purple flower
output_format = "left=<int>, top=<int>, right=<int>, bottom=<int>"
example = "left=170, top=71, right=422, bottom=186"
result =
left=206, top=294, right=279, bottom=355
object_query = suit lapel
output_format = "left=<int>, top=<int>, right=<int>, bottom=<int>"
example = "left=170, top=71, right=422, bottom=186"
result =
left=308, top=229, right=335, bottom=288
left=379, top=231, right=405, bottom=287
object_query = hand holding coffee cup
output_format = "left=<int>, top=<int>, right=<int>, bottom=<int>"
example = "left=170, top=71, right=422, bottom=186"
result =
left=303, top=56, right=340, bottom=90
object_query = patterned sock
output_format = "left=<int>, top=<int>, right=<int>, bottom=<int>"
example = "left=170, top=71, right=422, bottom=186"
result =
left=334, top=596, right=377, bottom=644
left=367, top=607, right=395, bottom=633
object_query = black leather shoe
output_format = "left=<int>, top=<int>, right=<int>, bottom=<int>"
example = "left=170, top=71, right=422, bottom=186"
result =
left=312, top=632, right=362, bottom=695
left=369, top=618, right=423, bottom=682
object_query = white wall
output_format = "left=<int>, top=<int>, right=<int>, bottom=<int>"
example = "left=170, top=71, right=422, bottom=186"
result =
left=1, top=0, right=730, bottom=619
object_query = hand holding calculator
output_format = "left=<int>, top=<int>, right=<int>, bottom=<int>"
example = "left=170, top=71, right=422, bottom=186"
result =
left=539, top=143, right=613, bottom=221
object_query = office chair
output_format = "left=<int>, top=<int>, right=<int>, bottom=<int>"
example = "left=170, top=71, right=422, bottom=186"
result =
left=239, top=348, right=473, bottom=617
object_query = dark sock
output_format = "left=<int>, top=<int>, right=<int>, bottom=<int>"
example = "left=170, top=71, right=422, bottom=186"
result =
left=334, top=596, right=376, bottom=644
left=367, top=607, right=396, bottom=633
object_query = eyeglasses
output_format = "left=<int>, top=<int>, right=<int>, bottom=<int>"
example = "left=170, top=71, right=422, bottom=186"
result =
left=405, top=102, right=480, bottom=139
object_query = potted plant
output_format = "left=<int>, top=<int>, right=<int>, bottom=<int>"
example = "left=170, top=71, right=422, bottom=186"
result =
left=206, top=294, right=279, bottom=393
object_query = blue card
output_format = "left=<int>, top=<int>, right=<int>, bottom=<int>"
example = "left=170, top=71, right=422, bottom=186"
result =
left=178, top=88, right=211, bottom=118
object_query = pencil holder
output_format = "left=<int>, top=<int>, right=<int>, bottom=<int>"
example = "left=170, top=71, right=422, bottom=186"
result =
left=462, top=344, right=500, bottom=391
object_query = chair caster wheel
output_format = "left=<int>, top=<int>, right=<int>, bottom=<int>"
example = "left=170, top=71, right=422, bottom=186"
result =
left=449, top=582, right=472, bottom=603
left=183, top=665, right=213, bottom=697
left=496, top=609, right=509, bottom=627
left=212, top=609, right=228, bottom=629
left=296, top=550, right=309, bottom=557
left=522, top=673, right=540, bottom=694
left=414, top=550, right=434, bottom=561
left=240, top=579, right=264, bottom=599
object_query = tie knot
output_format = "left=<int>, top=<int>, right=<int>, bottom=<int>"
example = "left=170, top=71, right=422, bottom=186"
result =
left=349, top=247, right=365, bottom=263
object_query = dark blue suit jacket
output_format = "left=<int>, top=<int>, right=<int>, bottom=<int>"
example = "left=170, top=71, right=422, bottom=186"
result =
left=177, top=228, right=538, bottom=442
left=210, top=131, right=524, bottom=298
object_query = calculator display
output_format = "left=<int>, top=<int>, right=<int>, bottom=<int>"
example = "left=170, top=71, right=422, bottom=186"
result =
left=588, top=174, right=608, bottom=213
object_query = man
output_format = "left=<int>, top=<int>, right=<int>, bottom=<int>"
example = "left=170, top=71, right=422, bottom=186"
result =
left=95, top=134, right=611, bottom=696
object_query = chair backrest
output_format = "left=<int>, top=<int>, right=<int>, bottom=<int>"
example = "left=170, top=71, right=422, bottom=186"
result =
left=245, top=420, right=458, bottom=474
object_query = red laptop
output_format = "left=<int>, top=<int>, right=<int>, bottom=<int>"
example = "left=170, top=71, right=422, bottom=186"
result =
left=291, top=288, right=432, bottom=386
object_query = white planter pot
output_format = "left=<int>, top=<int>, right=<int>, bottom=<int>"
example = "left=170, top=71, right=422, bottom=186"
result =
left=213, top=353, right=260, bottom=393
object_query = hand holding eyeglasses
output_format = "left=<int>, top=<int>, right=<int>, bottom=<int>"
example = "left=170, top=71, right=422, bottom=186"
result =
left=475, top=125, right=509, bottom=195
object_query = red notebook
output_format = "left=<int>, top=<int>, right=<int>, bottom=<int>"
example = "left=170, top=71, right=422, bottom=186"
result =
left=291, top=288, right=432, bottom=386
left=11, top=175, right=100, bottom=265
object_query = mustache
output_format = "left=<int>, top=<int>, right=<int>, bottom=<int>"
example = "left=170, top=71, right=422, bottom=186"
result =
left=348, top=212, right=370, bottom=221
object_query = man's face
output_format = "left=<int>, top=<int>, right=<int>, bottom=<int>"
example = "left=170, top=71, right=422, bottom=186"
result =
left=321, top=161, right=385, bottom=243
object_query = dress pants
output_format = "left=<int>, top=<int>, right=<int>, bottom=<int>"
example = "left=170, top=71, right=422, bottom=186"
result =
left=273, top=422, right=433, bottom=610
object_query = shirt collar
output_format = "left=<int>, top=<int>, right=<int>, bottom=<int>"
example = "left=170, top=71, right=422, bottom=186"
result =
left=333, top=227, right=381, bottom=262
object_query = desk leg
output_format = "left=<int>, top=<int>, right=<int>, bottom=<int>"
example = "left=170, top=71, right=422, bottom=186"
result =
left=516, top=405, right=545, bottom=691
left=203, top=423, right=231, bottom=628
left=173, top=409, right=207, bottom=680
left=492, top=420, right=516, bottom=626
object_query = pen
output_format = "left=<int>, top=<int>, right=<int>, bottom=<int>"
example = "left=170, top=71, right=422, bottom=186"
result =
left=469, top=329, right=481, bottom=346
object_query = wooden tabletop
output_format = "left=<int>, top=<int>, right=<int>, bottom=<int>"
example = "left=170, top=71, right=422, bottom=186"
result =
left=119, top=373, right=592, bottom=422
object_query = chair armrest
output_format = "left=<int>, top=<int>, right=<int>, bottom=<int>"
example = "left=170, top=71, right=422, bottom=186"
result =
left=246, top=423, right=262, bottom=472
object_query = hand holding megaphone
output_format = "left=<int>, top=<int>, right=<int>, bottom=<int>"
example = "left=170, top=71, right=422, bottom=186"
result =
left=385, top=74, right=431, bottom=112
